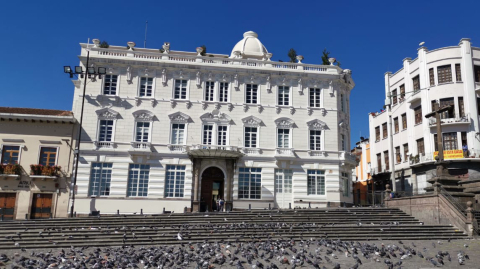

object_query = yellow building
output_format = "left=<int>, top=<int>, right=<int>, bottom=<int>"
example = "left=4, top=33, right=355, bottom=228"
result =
left=352, top=138, right=371, bottom=205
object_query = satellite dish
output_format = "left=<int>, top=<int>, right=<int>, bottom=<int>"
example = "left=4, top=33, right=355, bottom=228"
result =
left=419, top=41, right=425, bottom=46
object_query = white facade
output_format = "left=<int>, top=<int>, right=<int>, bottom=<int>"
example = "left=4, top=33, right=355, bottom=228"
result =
left=369, top=38, right=480, bottom=193
left=70, top=31, right=355, bottom=215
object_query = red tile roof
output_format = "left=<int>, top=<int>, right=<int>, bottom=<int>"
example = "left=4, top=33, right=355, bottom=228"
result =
left=0, top=107, right=73, bottom=117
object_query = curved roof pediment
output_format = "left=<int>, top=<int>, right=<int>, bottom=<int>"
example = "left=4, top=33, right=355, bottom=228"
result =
left=275, top=117, right=295, bottom=128
left=307, top=119, right=329, bottom=130
left=95, top=108, right=119, bottom=120
left=168, top=111, right=191, bottom=123
left=132, top=110, right=155, bottom=121
left=242, top=115, right=263, bottom=127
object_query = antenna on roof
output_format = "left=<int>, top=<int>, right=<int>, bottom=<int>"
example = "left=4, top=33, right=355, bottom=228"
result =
left=144, top=20, right=148, bottom=48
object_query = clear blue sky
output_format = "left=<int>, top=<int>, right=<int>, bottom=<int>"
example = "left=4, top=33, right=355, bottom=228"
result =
left=1, top=0, right=478, bottom=147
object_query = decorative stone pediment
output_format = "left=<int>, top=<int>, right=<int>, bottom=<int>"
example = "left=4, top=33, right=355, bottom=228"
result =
left=200, top=110, right=231, bottom=124
left=242, top=115, right=263, bottom=127
left=168, top=111, right=191, bottom=124
left=307, top=119, right=329, bottom=130
left=95, top=108, right=119, bottom=120
left=132, top=110, right=155, bottom=121
left=275, top=117, right=295, bottom=128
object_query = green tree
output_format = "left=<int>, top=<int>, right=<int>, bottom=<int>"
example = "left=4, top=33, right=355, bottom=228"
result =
left=321, top=48, right=341, bottom=67
left=201, top=45, right=207, bottom=56
left=288, top=48, right=297, bottom=63
left=99, top=41, right=109, bottom=48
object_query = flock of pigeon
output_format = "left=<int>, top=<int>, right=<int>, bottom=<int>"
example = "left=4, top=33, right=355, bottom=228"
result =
left=0, top=238, right=474, bottom=268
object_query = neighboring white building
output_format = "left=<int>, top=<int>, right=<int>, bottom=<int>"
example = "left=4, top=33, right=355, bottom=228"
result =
left=70, top=31, right=356, bottom=215
left=369, top=38, right=480, bottom=195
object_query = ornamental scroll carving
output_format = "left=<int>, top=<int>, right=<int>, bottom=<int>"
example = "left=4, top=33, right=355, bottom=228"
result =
left=132, top=110, right=155, bottom=121
left=95, top=108, right=119, bottom=120
left=241, top=116, right=263, bottom=128
left=307, top=119, right=329, bottom=130
left=274, top=117, right=295, bottom=128
left=200, top=111, right=231, bottom=124
left=168, top=112, right=191, bottom=124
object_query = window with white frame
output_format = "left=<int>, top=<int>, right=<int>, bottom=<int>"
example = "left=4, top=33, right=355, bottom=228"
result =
left=174, top=79, right=188, bottom=100
left=275, top=169, right=292, bottom=194
left=135, top=122, right=150, bottom=142
left=244, top=127, right=258, bottom=148
left=277, top=129, right=290, bottom=148
left=278, top=86, right=290, bottom=106
left=238, top=167, right=261, bottom=199
left=203, top=125, right=213, bottom=145
left=309, top=88, right=321, bottom=107
left=139, top=77, right=153, bottom=97
left=219, top=82, right=229, bottom=102
left=165, top=165, right=185, bottom=198
left=217, top=125, right=228, bottom=146
left=307, top=169, right=325, bottom=195
left=127, top=164, right=150, bottom=197
left=341, top=172, right=349, bottom=197
left=98, top=120, right=114, bottom=142
left=1, top=145, right=20, bottom=165
left=246, top=84, right=258, bottom=104
left=171, top=124, right=185, bottom=144
left=89, top=163, right=112, bottom=196
left=103, top=75, right=118, bottom=95
left=39, top=147, right=57, bottom=166
left=310, top=130, right=321, bottom=150
left=204, top=81, right=215, bottom=101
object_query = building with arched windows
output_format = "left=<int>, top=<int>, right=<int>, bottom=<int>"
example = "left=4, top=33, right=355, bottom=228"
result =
left=70, top=31, right=355, bottom=215
left=369, top=38, right=480, bottom=199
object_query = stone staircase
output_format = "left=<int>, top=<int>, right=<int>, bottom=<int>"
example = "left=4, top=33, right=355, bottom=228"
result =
left=0, top=208, right=467, bottom=249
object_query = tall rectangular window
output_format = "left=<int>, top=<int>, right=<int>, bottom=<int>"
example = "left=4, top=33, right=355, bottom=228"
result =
left=443, top=132, right=458, bottom=150
left=341, top=134, right=345, bottom=151
left=401, top=113, right=407, bottom=130
left=429, top=68, right=435, bottom=86
left=384, top=151, right=389, bottom=170
left=103, top=75, right=118, bottom=95
left=171, top=124, right=185, bottom=144
left=1, top=146, right=20, bottom=165
left=455, top=64, right=462, bottom=82
left=412, top=76, right=420, bottom=92
left=395, top=146, right=401, bottom=164
left=246, top=84, right=258, bottom=104
left=377, top=154, right=382, bottom=170
left=127, top=164, right=150, bottom=197
left=203, top=125, right=213, bottom=145
left=475, top=66, right=480, bottom=82
left=309, top=130, right=321, bottom=150
left=165, top=165, right=185, bottom=198
left=340, top=94, right=345, bottom=112
left=400, top=84, right=405, bottom=98
left=392, top=89, right=397, bottom=105
left=341, top=172, right=349, bottom=197
left=98, top=120, right=114, bottom=142
left=135, top=122, right=150, bottom=142
left=219, top=82, right=229, bottom=102
left=39, top=147, right=57, bottom=166
left=309, top=88, right=321, bottom=107
left=382, top=123, right=387, bottom=139
left=275, top=169, right=292, bottom=194
left=89, top=163, right=112, bottom=196
left=307, top=170, right=325, bottom=195
left=437, top=65, right=452, bottom=84
left=174, top=79, right=187, bottom=100
left=139, top=77, right=153, bottom=97
left=403, top=143, right=409, bottom=162
left=394, top=117, right=399, bottom=133
left=204, top=81, right=215, bottom=101
left=244, top=127, right=257, bottom=148
left=458, top=97, right=465, bottom=117
left=375, top=126, right=380, bottom=141
left=461, top=132, right=467, bottom=148
left=238, top=167, right=261, bottom=199
left=278, top=86, right=290, bottom=106
left=277, top=129, right=290, bottom=148
left=440, top=98, right=455, bottom=119
left=217, top=126, right=228, bottom=146
left=414, top=106, right=422, bottom=125
left=417, top=138, right=425, bottom=155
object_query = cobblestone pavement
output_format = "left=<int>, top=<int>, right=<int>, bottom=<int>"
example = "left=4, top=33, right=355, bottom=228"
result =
left=0, top=239, right=478, bottom=269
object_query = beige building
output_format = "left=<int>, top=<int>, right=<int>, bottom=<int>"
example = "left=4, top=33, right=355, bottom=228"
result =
left=0, top=107, right=76, bottom=220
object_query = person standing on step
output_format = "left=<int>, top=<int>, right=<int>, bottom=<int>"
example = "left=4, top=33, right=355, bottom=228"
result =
left=218, top=197, right=225, bottom=212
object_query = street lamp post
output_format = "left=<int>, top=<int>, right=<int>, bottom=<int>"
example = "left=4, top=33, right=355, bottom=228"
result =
left=64, top=50, right=105, bottom=217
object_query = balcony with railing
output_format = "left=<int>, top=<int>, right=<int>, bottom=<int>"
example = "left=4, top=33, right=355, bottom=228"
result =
left=29, top=164, right=61, bottom=181
left=93, top=141, right=115, bottom=150
left=429, top=114, right=470, bottom=127
left=128, top=142, right=152, bottom=154
left=275, top=148, right=295, bottom=157
left=241, top=147, right=262, bottom=155
left=167, top=144, right=188, bottom=153
left=0, top=164, right=21, bottom=179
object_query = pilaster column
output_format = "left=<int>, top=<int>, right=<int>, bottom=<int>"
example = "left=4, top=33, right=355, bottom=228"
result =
left=192, top=158, right=202, bottom=212
left=418, top=46, right=433, bottom=154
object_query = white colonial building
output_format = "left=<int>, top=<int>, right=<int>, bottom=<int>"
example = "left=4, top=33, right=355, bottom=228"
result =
left=70, top=31, right=355, bottom=215
left=369, top=38, right=480, bottom=195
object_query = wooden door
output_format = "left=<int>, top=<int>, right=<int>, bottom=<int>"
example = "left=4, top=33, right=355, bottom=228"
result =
left=31, top=193, right=52, bottom=219
left=200, top=178, right=213, bottom=212
left=0, top=193, right=16, bottom=220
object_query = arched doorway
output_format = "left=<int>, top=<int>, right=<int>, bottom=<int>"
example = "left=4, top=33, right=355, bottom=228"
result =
left=200, top=167, right=224, bottom=212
